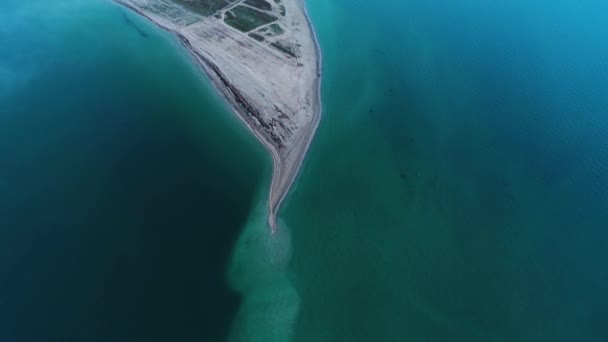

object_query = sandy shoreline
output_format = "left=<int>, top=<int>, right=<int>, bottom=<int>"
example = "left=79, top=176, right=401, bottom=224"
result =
left=112, top=0, right=322, bottom=233
left=267, top=0, right=323, bottom=231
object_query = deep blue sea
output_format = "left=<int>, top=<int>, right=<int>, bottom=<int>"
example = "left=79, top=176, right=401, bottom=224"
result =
left=0, top=1, right=268, bottom=340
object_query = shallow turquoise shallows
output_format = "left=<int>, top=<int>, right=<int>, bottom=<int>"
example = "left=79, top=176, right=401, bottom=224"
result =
left=280, top=0, right=608, bottom=341
left=0, top=0, right=269, bottom=341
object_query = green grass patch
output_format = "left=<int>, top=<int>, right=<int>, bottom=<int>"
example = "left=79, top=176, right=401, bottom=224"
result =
left=255, top=23, right=283, bottom=37
left=269, top=23, right=284, bottom=34
left=271, top=41, right=297, bottom=58
left=171, top=0, right=229, bottom=16
left=248, top=32, right=265, bottom=42
left=244, top=0, right=272, bottom=11
left=224, top=5, right=277, bottom=32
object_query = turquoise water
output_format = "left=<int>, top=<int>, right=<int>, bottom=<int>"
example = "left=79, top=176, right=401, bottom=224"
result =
left=278, top=0, right=608, bottom=340
left=3, top=0, right=608, bottom=341
left=0, top=0, right=269, bottom=340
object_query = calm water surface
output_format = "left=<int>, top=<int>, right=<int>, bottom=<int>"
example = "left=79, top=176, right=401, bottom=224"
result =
left=0, top=0, right=268, bottom=340
left=2, top=0, right=608, bottom=341
left=280, top=0, right=608, bottom=341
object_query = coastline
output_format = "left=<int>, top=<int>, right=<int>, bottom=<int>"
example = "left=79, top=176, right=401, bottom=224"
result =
left=112, top=0, right=322, bottom=233
left=267, top=0, right=323, bottom=232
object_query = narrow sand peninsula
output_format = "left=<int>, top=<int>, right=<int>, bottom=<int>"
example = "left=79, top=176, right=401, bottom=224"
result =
left=112, top=0, right=321, bottom=233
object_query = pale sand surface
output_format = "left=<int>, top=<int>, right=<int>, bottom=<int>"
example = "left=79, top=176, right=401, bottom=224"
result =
left=112, top=0, right=321, bottom=232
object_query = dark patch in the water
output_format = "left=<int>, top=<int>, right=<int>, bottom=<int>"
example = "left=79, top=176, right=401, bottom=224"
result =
left=122, top=12, right=149, bottom=38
